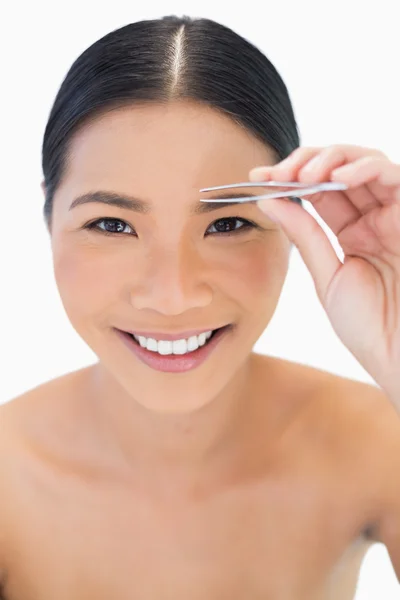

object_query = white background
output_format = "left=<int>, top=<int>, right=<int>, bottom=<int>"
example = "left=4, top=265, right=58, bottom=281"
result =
left=1, top=0, right=399, bottom=597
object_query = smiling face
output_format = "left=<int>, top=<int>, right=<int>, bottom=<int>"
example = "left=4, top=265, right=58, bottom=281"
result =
left=48, top=100, right=291, bottom=413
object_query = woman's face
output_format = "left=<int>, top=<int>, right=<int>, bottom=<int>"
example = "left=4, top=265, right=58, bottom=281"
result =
left=48, top=101, right=291, bottom=413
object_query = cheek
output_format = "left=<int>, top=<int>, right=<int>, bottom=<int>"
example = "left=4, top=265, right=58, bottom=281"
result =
left=52, top=243, right=123, bottom=320
left=212, top=240, right=288, bottom=301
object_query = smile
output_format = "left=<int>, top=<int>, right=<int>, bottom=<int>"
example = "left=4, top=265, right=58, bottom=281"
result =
left=114, top=325, right=232, bottom=373
left=131, top=329, right=215, bottom=355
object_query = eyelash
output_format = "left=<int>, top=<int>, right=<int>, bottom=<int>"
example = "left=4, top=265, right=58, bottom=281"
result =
left=83, top=217, right=261, bottom=237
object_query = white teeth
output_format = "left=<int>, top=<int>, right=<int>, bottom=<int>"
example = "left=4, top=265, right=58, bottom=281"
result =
left=132, top=329, right=216, bottom=356
left=187, top=336, right=199, bottom=352
left=157, top=341, right=173, bottom=355
left=172, top=339, right=188, bottom=355
left=138, top=336, right=147, bottom=348
left=146, top=338, right=158, bottom=352
left=198, top=332, right=207, bottom=346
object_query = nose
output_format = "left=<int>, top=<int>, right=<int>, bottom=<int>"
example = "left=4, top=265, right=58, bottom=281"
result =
left=130, top=243, right=213, bottom=315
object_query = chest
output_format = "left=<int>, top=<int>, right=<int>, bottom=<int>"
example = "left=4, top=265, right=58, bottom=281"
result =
left=3, top=466, right=370, bottom=600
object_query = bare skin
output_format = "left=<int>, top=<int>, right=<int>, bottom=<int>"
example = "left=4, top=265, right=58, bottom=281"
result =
left=1, top=100, right=399, bottom=598
left=0, top=355, right=397, bottom=600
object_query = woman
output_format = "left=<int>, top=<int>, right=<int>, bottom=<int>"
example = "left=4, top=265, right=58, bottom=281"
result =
left=1, top=14, right=400, bottom=600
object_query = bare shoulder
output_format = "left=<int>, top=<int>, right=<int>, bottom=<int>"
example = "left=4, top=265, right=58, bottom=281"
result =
left=0, top=365, right=94, bottom=432
left=0, top=365, right=98, bottom=486
left=0, top=364, right=98, bottom=500
left=267, top=353, right=400, bottom=448
left=262, top=354, right=400, bottom=539
left=258, top=352, right=396, bottom=419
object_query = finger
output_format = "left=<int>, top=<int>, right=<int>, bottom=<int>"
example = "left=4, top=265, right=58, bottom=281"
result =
left=301, top=190, right=362, bottom=238
left=332, top=157, right=400, bottom=204
left=297, top=146, right=388, bottom=185
left=249, top=147, right=321, bottom=182
left=298, top=157, right=382, bottom=238
left=256, top=197, right=342, bottom=305
left=266, top=152, right=390, bottom=240
left=250, top=145, right=387, bottom=185
left=301, top=157, right=397, bottom=239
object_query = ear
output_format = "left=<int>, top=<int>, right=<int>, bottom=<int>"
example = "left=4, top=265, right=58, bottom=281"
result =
left=40, top=180, right=51, bottom=234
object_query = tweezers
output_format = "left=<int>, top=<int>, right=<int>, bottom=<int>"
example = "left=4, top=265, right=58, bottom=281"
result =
left=199, top=181, right=348, bottom=203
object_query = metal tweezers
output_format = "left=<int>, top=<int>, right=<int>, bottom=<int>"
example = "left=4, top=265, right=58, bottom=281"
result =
left=199, top=181, right=348, bottom=203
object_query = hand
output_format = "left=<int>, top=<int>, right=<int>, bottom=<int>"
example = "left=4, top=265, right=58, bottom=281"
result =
left=250, top=144, right=400, bottom=401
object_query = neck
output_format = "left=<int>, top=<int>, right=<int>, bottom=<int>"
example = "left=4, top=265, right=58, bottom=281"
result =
left=86, top=355, right=262, bottom=482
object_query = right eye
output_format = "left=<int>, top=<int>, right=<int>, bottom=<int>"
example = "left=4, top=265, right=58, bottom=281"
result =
left=84, top=218, right=136, bottom=236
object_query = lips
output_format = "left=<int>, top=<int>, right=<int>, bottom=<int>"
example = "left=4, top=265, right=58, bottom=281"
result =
left=114, top=325, right=233, bottom=373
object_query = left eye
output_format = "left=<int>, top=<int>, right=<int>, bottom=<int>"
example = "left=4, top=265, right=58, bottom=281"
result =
left=206, top=217, right=256, bottom=235
left=84, top=218, right=136, bottom=235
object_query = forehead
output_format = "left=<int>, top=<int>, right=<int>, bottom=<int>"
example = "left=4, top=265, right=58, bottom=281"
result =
left=65, top=101, right=274, bottom=184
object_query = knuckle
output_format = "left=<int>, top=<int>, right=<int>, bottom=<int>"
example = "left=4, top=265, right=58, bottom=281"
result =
left=290, top=146, right=320, bottom=159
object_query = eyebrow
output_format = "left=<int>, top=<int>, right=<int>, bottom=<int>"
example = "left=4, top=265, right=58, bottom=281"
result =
left=69, top=190, right=261, bottom=215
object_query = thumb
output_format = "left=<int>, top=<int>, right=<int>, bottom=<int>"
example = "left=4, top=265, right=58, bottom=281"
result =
left=257, top=196, right=343, bottom=305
